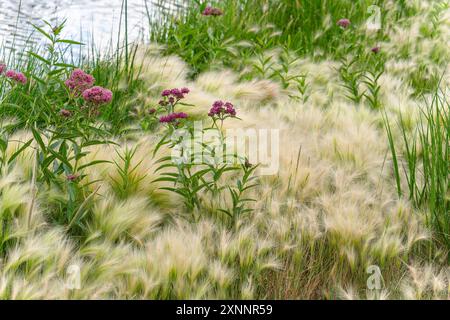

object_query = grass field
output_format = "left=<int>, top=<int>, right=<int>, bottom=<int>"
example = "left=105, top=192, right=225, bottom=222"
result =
left=0, top=0, right=449, bottom=299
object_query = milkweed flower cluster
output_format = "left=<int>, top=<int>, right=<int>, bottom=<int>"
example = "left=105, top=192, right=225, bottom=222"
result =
left=159, top=112, right=188, bottom=123
left=59, top=109, right=72, bottom=117
left=202, top=6, right=223, bottom=16
left=158, top=87, right=190, bottom=126
left=337, top=18, right=351, bottom=28
left=160, top=87, right=190, bottom=104
left=65, top=69, right=95, bottom=96
left=159, top=87, right=189, bottom=112
left=371, top=46, right=381, bottom=54
left=0, top=63, right=26, bottom=85
left=208, top=100, right=237, bottom=118
left=4, top=70, right=27, bottom=84
left=82, top=86, right=113, bottom=105
left=63, top=69, right=112, bottom=117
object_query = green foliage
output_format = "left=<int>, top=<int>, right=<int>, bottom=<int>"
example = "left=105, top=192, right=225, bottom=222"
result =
left=0, top=21, right=123, bottom=232
left=110, top=147, right=146, bottom=199
left=150, top=0, right=387, bottom=77
left=384, top=89, right=450, bottom=249
left=339, top=56, right=365, bottom=104
left=362, top=68, right=383, bottom=109
left=152, top=94, right=258, bottom=224
left=218, top=160, right=258, bottom=228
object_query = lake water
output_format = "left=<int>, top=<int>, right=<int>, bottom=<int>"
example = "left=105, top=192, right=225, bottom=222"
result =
left=0, top=0, right=186, bottom=57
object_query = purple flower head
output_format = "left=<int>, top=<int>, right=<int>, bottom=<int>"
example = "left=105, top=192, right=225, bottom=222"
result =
left=161, top=87, right=190, bottom=101
left=208, top=100, right=237, bottom=117
left=159, top=112, right=188, bottom=123
left=337, top=18, right=351, bottom=28
left=82, top=86, right=113, bottom=106
left=65, top=69, right=95, bottom=95
left=170, top=88, right=181, bottom=96
left=59, top=109, right=72, bottom=117
left=170, top=88, right=185, bottom=99
left=66, top=173, right=79, bottom=182
left=202, top=6, right=223, bottom=16
left=5, top=70, right=14, bottom=77
left=224, top=102, right=236, bottom=116
left=371, top=46, right=381, bottom=54
left=208, top=100, right=224, bottom=116
left=148, top=108, right=157, bottom=115
left=202, top=6, right=212, bottom=15
left=159, top=115, right=170, bottom=123
left=176, top=112, right=188, bottom=119
left=5, top=70, right=27, bottom=84
left=213, top=100, right=224, bottom=108
left=0, top=63, right=6, bottom=75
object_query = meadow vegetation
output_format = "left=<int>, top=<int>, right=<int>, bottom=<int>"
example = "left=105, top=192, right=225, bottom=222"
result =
left=0, top=0, right=449, bottom=299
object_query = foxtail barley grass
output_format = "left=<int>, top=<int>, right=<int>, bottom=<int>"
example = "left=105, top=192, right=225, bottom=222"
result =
left=0, top=0, right=449, bottom=299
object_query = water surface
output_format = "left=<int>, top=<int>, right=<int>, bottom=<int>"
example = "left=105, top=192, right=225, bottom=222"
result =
left=0, top=0, right=186, bottom=58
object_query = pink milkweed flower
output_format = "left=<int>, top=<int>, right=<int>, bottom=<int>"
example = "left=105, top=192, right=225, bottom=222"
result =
left=82, top=86, right=113, bottom=105
left=59, top=109, right=72, bottom=117
left=158, top=115, right=171, bottom=123
left=371, top=46, right=381, bottom=54
left=161, top=87, right=190, bottom=100
left=5, top=70, right=27, bottom=84
left=202, top=6, right=223, bottom=16
left=16, top=72, right=27, bottom=84
left=224, top=102, right=236, bottom=116
left=181, top=87, right=190, bottom=94
left=5, top=70, right=15, bottom=78
left=159, top=112, right=188, bottom=123
left=176, top=112, right=188, bottom=119
left=208, top=100, right=237, bottom=117
left=208, top=100, right=224, bottom=116
left=170, top=88, right=185, bottom=99
left=337, top=18, right=351, bottom=28
left=66, top=173, right=79, bottom=182
left=65, top=69, right=95, bottom=95
left=0, top=63, right=6, bottom=74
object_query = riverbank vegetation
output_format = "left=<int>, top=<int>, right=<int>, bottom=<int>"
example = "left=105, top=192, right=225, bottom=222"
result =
left=0, top=0, right=448, bottom=299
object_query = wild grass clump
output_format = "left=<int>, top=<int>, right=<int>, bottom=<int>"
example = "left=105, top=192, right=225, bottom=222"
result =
left=384, top=89, right=450, bottom=250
